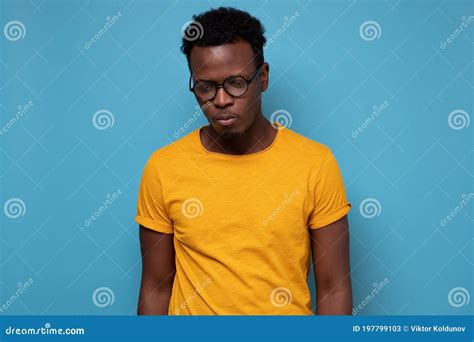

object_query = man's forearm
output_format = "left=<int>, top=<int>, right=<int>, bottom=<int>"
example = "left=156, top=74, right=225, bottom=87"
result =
left=137, top=285, right=172, bottom=315
left=316, top=287, right=353, bottom=315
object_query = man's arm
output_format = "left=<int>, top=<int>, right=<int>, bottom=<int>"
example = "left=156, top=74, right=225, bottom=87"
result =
left=310, top=215, right=352, bottom=315
left=137, top=225, right=176, bottom=315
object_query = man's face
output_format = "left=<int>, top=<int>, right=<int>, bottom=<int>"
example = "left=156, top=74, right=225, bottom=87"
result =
left=189, top=40, right=269, bottom=139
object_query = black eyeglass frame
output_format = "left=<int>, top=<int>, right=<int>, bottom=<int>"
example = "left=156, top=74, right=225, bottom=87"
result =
left=189, top=65, right=263, bottom=101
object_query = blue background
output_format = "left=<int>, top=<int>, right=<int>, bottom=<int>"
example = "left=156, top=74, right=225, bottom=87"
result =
left=0, top=0, right=472, bottom=315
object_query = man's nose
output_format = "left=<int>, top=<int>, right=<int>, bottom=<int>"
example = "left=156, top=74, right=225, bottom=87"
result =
left=213, top=86, right=233, bottom=107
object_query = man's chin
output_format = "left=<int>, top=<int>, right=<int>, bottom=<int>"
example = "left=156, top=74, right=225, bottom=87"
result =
left=212, top=123, right=243, bottom=139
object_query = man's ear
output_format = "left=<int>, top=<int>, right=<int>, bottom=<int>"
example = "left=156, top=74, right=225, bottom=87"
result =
left=261, top=62, right=270, bottom=92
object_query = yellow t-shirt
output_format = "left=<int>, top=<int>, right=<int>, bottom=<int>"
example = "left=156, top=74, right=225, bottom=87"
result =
left=135, top=122, right=351, bottom=315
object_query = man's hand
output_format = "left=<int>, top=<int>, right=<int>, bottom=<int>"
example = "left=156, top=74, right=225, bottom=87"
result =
left=310, top=215, right=352, bottom=315
left=137, top=225, right=176, bottom=315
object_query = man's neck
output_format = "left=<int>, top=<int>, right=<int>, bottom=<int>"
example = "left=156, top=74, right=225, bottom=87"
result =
left=201, top=115, right=277, bottom=155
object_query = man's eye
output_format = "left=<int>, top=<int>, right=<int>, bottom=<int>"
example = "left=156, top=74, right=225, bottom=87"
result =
left=195, top=82, right=214, bottom=92
left=228, top=78, right=246, bottom=88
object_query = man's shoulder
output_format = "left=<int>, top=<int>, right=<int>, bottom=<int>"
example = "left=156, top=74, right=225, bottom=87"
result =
left=148, top=128, right=199, bottom=163
left=282, top=127, right=331, bottom=156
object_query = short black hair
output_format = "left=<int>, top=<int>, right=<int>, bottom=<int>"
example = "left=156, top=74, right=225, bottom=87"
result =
left=181, top=7, right=266, bottom=70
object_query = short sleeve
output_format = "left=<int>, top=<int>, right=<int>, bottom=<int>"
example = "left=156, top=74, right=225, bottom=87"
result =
left=308, top=148, right=351, bottom=229
left=135, top=154, right=174, bottom=234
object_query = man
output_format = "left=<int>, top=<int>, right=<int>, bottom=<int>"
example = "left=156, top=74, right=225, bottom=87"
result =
left=136, top=7, right=352, bottom=315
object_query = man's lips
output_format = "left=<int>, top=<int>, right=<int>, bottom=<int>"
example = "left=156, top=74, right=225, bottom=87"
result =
left=215, top=115, right=238, bottom=127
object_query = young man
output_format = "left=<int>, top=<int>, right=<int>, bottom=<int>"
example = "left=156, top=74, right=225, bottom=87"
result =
left=136, top=7, right=352, bottom=315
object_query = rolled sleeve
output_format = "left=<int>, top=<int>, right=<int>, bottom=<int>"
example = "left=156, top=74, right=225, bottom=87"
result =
left=308, top=148, right=351, bottom=229
left=135, top=153, right=174, bottom=234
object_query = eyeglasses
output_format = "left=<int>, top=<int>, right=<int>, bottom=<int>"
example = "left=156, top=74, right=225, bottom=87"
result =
left=189, top=65, right=263, bottom=101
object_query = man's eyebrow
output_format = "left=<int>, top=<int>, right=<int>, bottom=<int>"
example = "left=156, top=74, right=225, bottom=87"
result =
left=192, top=71, right=251, bottom=81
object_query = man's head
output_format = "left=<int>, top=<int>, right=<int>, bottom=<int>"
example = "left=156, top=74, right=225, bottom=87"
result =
left=181, top=7, right=269, bottom=139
